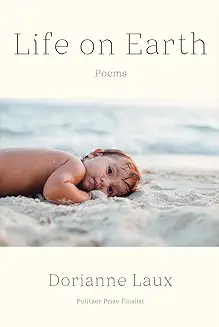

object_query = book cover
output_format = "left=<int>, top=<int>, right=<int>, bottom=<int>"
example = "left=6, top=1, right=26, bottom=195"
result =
left=0, top=1, right=218, bottom=326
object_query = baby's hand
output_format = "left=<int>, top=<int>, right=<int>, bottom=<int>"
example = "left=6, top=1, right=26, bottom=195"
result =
left=89, top=190, right=108, bottom=200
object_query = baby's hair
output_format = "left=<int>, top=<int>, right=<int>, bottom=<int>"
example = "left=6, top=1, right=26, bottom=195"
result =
left=101, top=149, right=141, bottom=195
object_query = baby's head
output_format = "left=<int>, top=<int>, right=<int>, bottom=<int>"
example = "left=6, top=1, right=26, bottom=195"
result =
left=78, top=148, right=141, bottom=197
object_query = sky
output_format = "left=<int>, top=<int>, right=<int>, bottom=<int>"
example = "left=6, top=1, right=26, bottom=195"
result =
left=1, top=98, right=218, bottom=110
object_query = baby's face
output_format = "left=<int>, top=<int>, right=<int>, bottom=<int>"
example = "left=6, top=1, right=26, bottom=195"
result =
left=79, top=155, right=132, bottom=197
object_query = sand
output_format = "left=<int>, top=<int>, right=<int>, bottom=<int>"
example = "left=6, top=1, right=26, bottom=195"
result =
left=1, top=168, right=219, bottom=246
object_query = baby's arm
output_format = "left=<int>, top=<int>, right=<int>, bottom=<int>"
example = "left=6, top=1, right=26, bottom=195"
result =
left=43, top=159, right=91, bottom=204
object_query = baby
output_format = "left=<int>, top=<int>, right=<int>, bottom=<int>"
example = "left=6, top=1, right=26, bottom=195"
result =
left=0, top=147, right=141, bottom=204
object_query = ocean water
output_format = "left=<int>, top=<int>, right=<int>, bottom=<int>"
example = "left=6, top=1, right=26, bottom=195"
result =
left=1, top=100, right=219, bottom=160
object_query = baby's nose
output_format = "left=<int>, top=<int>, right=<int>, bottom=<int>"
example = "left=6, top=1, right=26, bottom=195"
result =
left=100, top=177, right=108, bottom=188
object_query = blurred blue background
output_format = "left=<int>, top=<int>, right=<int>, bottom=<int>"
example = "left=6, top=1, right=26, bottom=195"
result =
left=1, top=100, right=219, bottom=160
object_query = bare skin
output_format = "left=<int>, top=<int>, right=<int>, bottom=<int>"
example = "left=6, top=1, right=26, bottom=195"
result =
left=0, top=148, right=89, bottom=203
left=0, top=147, right=134, bottom=204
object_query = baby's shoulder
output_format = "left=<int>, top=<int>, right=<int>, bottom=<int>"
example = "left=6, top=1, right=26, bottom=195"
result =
left=62, top=152, right=85, bottom=174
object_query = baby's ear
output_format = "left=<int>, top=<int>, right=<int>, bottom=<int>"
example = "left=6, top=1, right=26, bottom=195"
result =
left=90, top=148, right=104, bottom=158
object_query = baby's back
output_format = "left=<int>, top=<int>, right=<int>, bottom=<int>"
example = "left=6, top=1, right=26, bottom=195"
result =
left=0, top=148, right=75, bottom=196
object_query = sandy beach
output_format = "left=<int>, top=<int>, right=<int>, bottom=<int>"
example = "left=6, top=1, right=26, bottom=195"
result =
left=1, top=157, right=219, bottom=246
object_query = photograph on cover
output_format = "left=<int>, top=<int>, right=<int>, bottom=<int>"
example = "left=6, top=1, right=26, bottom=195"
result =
left=0, top=99, right=219, bottom=246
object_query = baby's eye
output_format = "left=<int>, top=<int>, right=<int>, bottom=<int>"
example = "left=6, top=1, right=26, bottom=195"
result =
left=107, top=166, right=113, bottom=175
left=107, top=186, right=113, bottom=196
